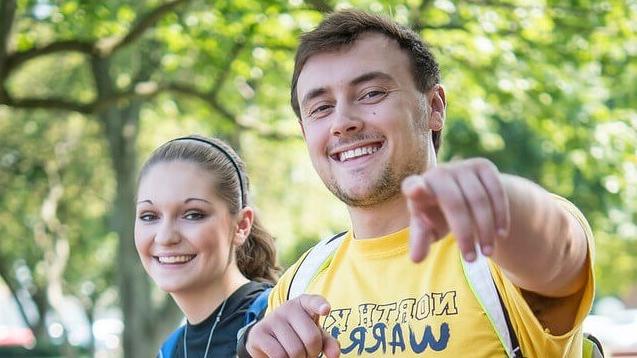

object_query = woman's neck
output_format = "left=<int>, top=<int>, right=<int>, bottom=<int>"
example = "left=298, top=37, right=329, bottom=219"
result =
left=172, top=268, right=249, bottom=324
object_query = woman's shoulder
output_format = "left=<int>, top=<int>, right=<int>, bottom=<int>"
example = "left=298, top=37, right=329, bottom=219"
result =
left=226, top=281, right=272, bottom=314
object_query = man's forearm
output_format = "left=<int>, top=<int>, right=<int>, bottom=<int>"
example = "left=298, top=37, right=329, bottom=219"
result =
left=492, top=174, right=589, bottom=297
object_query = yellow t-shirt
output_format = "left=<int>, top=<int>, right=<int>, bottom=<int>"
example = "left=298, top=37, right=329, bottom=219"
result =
left=268, top=198, right=595, bottom=357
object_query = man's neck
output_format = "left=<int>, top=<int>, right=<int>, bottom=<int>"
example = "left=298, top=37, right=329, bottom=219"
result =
left=347, top=194, right=410, bottom=239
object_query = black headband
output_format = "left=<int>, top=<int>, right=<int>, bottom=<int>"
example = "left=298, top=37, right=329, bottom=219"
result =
left=169, top=136, right=246, bottom=208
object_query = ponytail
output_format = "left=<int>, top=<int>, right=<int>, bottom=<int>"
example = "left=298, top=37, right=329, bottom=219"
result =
left=236, top=215, right=280, bottom=284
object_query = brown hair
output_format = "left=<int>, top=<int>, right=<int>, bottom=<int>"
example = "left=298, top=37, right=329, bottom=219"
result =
left=138, top=135, right=279, bottom=283
left=291, top=9, right=442, bottom=153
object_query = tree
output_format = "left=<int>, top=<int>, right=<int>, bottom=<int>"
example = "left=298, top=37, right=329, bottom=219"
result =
left=1, top=1, right=635, bottom=356
left=0, top=0, right=301, bottom=355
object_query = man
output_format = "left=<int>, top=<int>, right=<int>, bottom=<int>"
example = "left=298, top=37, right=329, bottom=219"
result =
left=244, top=9, right=594, bottom=357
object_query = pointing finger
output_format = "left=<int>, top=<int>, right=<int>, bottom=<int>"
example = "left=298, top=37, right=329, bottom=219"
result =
left=298, top=294, right=331, bottom=319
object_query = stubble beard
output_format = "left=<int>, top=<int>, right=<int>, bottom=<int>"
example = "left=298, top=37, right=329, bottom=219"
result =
left=326, top=160, right=424, bottom=208
left=323, top=113, right=431, bottom=208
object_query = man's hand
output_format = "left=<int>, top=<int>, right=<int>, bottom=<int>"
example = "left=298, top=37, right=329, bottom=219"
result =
left=401, top=158, right=511, bottom=263
left=246, top=294, right=340, bottom=358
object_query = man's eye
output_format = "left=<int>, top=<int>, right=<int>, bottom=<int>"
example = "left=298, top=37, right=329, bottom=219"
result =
left=184, top=211, right=205, bottom=220
left=359, top=89, right=387, bottom=101
left=310, top=104, right=333, bottom=117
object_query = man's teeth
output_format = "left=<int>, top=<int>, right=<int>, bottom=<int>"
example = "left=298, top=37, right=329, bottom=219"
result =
left=157, top=255, right=194, bottom=264
left=339, top=146, right=379, bottom=162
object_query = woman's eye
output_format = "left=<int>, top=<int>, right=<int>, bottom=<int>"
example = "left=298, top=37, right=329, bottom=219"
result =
left=184, top=211, right=205, bottom=220
left=139, top=213, right=157, bottom=222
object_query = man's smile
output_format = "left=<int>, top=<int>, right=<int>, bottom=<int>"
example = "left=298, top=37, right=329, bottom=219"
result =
left=329, top=140, right=385, bottom=162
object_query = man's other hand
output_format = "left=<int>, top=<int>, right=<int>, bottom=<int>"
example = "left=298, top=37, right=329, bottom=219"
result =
left=246, top=294, right=340, bottom=358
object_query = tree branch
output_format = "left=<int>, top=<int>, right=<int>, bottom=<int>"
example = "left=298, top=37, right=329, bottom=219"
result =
left=209, top=29, right=254, bottom=101
left=163, top=82, right=237, bottom=121
left=0, top=95, right=93, bottom=113
left=0, top=0, right=17, bottom=90
left=0, top=0, right=17, bottom=64
left=5, top=0, right=190, bottom=75
left=164, top=82, right=298, bottom=140
left=6, top=40, right=94, bottom=73
left=464, top=0, right=604, bottom=15
left=0, top=81, right=297, bottom=139
left=102, top=0, right=191, bottom=55
left=415, top=22, right=470, bottom=33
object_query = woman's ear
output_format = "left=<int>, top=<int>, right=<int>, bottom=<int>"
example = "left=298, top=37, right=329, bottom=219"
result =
left=233, top=207, right=254, bottom=246
left=429, top=84, right=446, bottom=132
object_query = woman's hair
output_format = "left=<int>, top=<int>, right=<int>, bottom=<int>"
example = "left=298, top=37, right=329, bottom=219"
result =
left=138, top=135, right=279, bottom=283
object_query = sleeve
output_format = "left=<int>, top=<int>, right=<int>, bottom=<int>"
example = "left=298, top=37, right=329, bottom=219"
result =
left=490, top=195, right=596, bottom=357
left=266, top=250, right=312, bottom=314
left=236, top=252, right=314, bottom=358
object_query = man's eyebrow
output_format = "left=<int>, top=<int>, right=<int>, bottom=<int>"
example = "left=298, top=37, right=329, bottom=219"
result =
left=301, top=88, right=328, bottom=109
left=300, top=71, right=394, bottom=110
left=350, top=71, right=394, bottom=86
left=137, top=199, right=152, bottom=205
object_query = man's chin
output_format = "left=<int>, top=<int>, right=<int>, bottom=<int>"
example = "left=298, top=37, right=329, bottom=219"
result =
left=330, top=185, right=400, bottom=208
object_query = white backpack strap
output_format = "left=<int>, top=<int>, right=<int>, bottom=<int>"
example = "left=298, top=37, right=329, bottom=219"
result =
left=288, top=232, right=347, bottom=300
left=462, top=249, right=515, bottom=357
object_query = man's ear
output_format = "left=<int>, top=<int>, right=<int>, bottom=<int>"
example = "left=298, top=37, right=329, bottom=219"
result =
left=234, top=207, right=254, bottom=246
left=429, top=84, right=446, bottom=132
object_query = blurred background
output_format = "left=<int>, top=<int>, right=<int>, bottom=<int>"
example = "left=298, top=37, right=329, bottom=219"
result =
left=0, top=0, right=635, bottom=357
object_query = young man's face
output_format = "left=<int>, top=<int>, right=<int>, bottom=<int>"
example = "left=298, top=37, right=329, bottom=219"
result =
left=296, top=33, right=441, bottom=207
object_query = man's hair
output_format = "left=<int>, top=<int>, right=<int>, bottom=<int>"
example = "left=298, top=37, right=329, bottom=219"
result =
left=290, top=9, right=442, bottom=153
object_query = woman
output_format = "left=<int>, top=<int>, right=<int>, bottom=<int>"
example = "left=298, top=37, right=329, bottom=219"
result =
left=134, top=135, right=279, bottom=357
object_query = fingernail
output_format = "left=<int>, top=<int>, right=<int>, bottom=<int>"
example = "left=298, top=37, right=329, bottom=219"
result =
left=497, top=228, right=508, bottom=238
left=464, top=252, right=476, bottom=262
left=481, top=245, right=493, bottom=256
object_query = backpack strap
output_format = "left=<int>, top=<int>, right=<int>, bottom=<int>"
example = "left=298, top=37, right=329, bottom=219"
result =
left=157, top=325, right=185, bottom=358
left=461, top=249, right=522, bottom=358
left=244, top=287, right=272, bottom=326
left=583, top=333, right=605, bottom=358
left=288, top=232, right=347, bottom=300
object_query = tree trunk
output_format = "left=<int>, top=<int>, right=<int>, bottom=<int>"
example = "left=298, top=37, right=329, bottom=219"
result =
left=91, top=50, right=184, bottom=357
left=101, top=103, right=157, bottom=358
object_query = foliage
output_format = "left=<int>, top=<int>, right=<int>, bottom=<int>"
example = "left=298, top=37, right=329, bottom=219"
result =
left=0, top=0, right=635, bottom=356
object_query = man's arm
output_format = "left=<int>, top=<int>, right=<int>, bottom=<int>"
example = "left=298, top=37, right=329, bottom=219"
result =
left=402, top=158, right=590, bottom=301
left=492, top=175, right=589, bottom=297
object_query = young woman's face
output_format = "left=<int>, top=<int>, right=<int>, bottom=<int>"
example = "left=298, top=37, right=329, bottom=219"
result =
left=134, top=160, right=241, bottom=294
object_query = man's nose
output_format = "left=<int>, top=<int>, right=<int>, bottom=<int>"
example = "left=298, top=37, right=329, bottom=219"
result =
left=330, top=102, right=363, bottom=136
